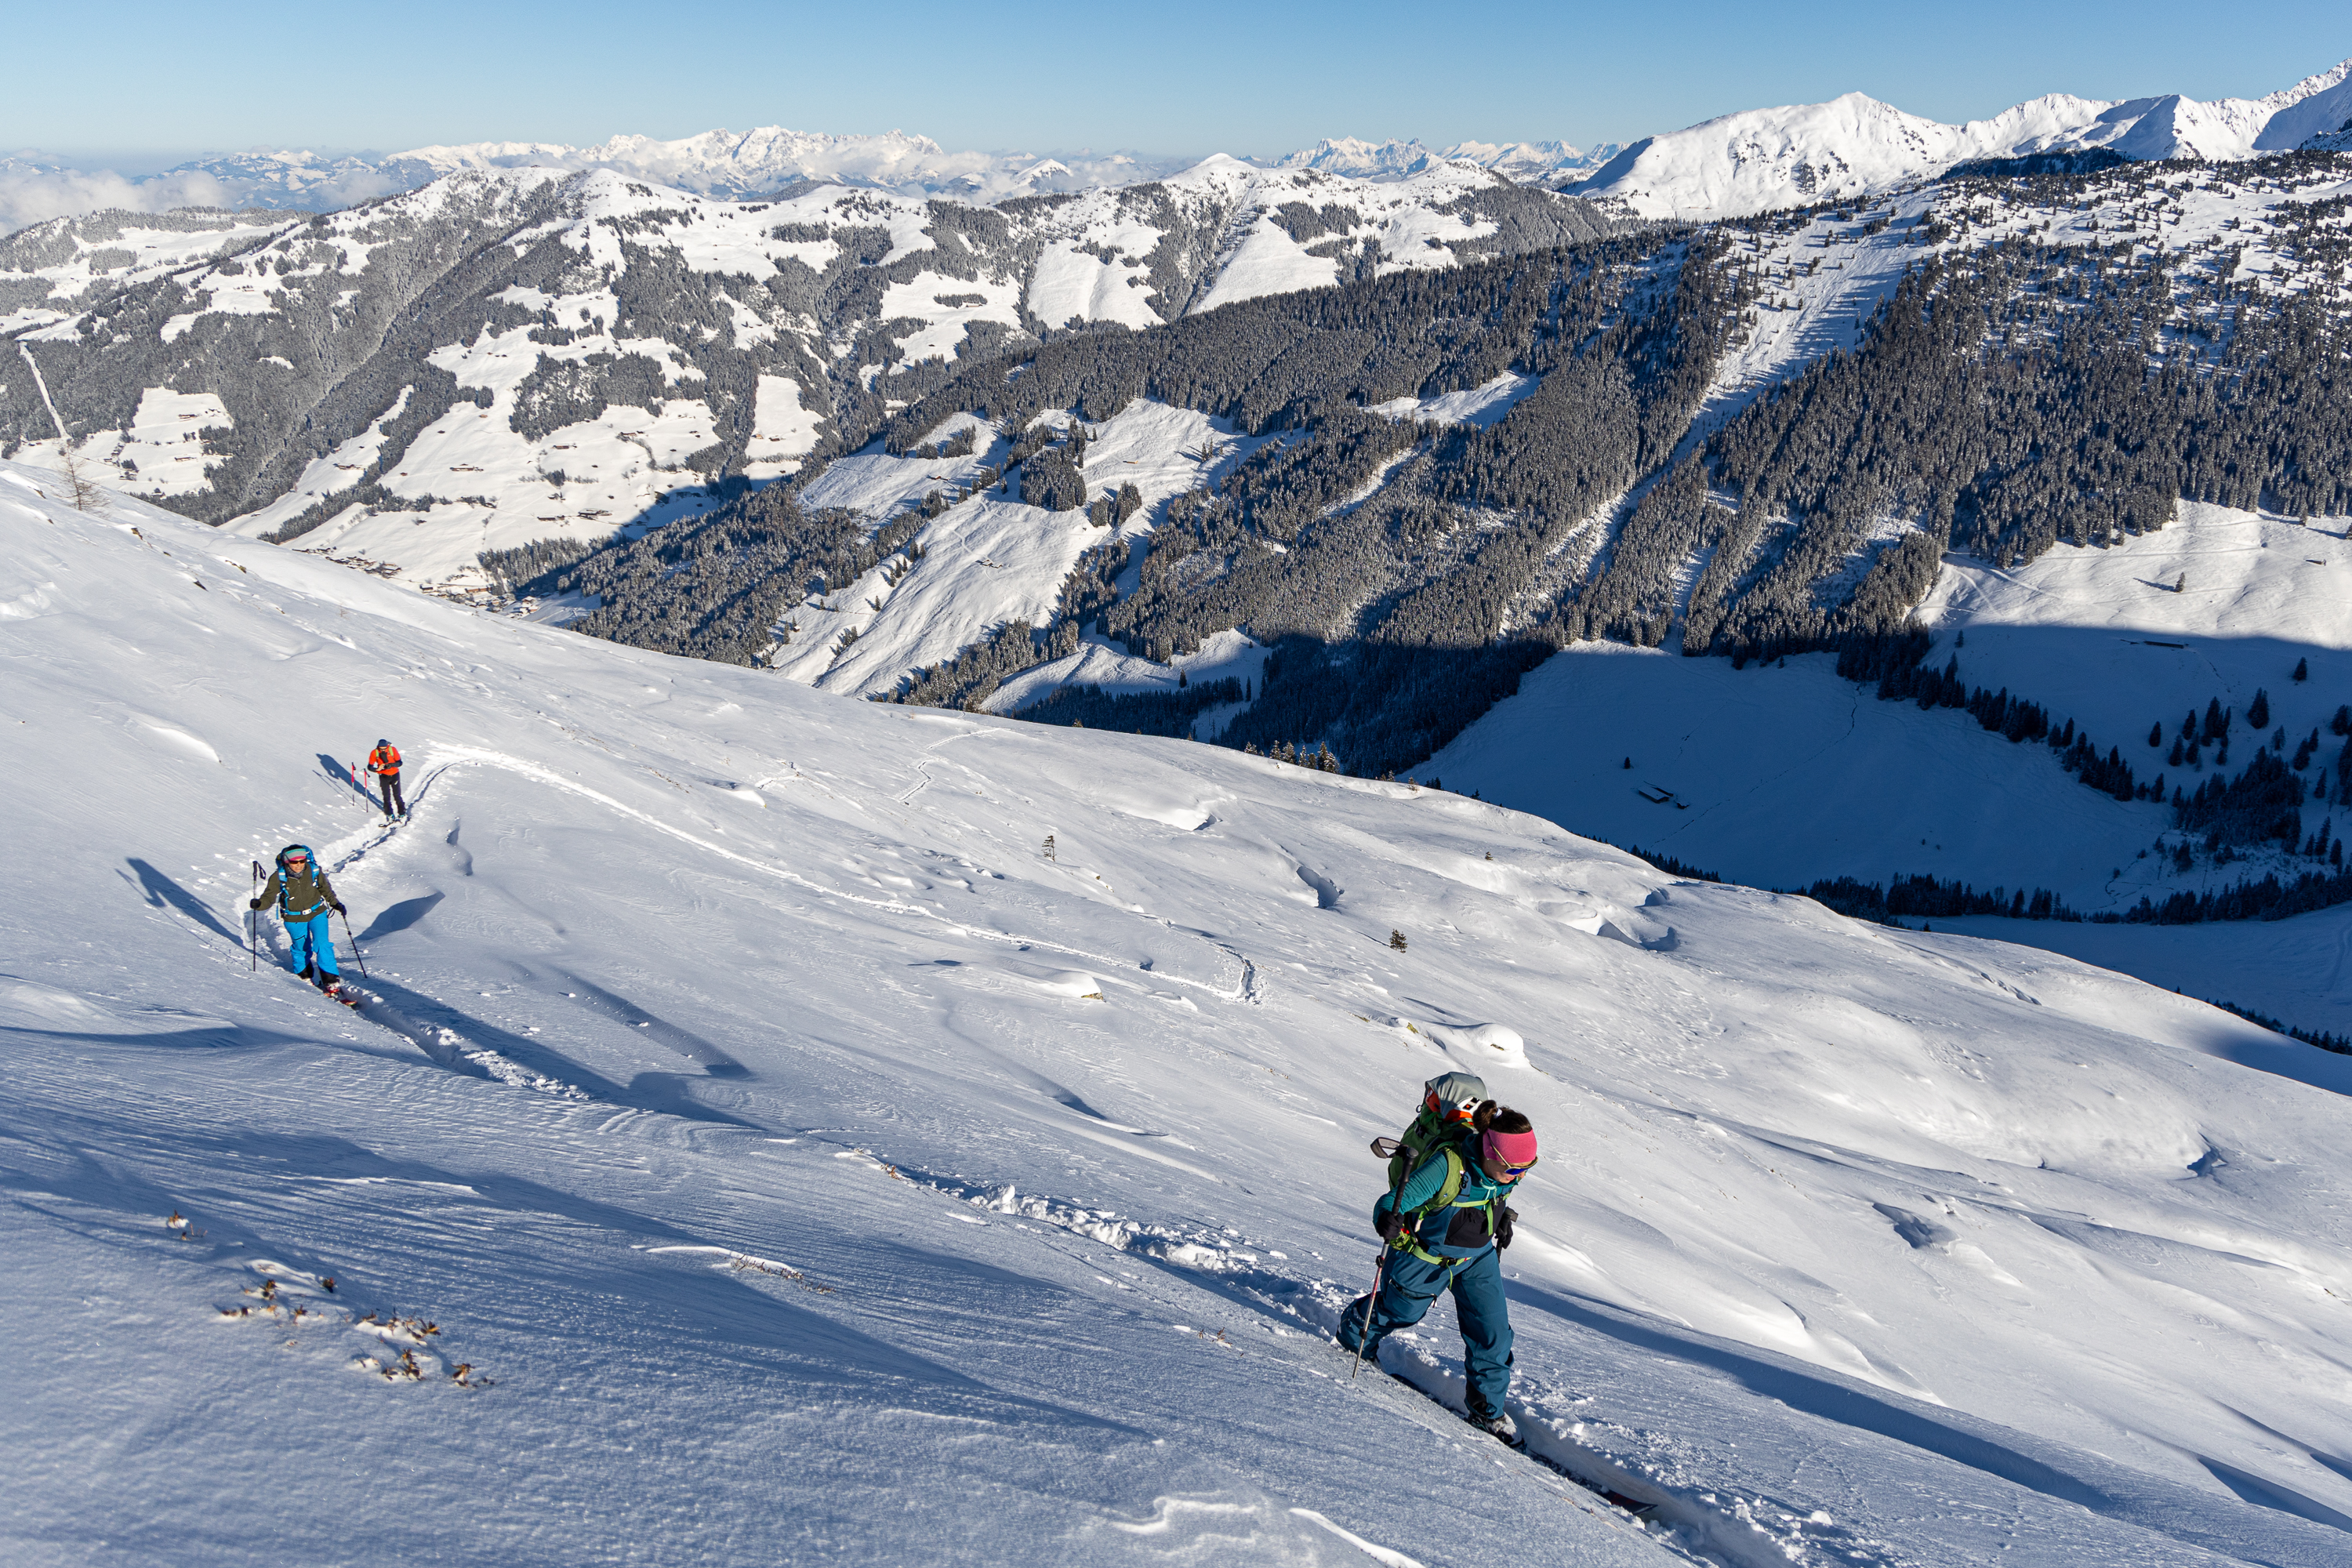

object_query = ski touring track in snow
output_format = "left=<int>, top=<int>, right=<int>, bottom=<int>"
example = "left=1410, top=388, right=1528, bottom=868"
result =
left=205, top=760, right=1816, bottom=1566
left=17, top=468, right=2352, bottom=1566
left=166, top=735, right=2352, bottom=1567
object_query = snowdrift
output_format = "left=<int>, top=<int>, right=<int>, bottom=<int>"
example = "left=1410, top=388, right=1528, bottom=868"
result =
left=7, top=463, right=2352, bottom=1566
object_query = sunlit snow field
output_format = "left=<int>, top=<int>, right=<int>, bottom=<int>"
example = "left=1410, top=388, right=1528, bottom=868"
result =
left=1433, top=502, right=2352, bottom=1040
left=7, top=464, right=2352, bottom=1566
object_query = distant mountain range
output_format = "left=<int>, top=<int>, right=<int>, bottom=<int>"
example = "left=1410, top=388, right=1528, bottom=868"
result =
left=1569, top=56, right=2352, bottom=216
left=5, top=54, right=2348, bottom=233
left=0, top=131, right=1617, bottom=233
left=1272, top=137, right=1617, bottom=184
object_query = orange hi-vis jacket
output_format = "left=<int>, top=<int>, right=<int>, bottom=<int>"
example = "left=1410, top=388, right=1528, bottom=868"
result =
left=368, top=744, right=402, bottom=777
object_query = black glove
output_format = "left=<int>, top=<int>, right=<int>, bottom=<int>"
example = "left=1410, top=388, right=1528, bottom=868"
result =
left=331, top=903, right=347, bottom=916
left=248, top=898, right=264, bottom=910
left=1494, top=1206, right=1518, bottom=1250
left=1375, top=1208, right=1404, bottom=1244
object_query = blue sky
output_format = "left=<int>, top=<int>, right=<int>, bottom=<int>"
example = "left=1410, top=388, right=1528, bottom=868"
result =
left=10, top=1, right=2347, bottom=167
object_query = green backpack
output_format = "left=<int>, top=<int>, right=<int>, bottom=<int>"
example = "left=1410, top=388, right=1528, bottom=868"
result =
left=1370, top=1070, right=1488, bottom=1191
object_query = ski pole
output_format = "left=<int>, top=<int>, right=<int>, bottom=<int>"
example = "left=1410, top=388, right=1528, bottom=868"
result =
left=338, top=907, right=369, bottom=981
left=1350, top=1244, right=1388, bottom=1381
left=249, top=861, right=261, bottom=971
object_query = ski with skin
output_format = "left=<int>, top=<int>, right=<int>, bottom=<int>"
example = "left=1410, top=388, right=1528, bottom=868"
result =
left=1333, top=1338, right=1662, bottom=1521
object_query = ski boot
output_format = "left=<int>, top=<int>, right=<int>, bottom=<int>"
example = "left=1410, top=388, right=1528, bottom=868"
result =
left=1465, top=1406, right=1523, bottom=1449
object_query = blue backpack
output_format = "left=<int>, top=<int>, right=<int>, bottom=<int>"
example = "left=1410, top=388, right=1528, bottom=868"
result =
left=274, top=845, right=328, bottom=917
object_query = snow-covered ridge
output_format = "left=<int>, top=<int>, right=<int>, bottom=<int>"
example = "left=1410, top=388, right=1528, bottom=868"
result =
left=377, top=126, right=1177, bottom=204
left=1273, top=136, right=1617, bottom=184
left=0, top=156, right=1589, bottom=593
left=0, top=129, right=1620, bottom=237
left=0, top=132, right=1189, bottom=232
left=1574, top=55, right=2352, bottom=217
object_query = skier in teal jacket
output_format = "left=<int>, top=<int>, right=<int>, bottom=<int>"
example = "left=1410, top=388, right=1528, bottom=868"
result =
left=1338, top=1104, right=1539, bottom=1443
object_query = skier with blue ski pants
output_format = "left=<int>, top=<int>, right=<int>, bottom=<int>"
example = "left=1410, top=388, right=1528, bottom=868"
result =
left=251, top=844, right=347, bottom=994
left=1338, top=1102, right=1540, bottom=1443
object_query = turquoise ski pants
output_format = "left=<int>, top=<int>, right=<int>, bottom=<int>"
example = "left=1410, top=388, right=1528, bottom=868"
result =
left=285, top=913, right=339, bottom=977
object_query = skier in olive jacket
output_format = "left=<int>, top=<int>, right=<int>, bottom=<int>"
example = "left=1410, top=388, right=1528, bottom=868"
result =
left=1339, top=1102, right=1540, bottom=1443
left=250, top=844, right=347, bottom=991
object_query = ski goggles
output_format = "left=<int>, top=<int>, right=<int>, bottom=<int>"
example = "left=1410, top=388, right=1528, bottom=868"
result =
left=1483, top=1130, right=1539, bottom=1178
left=282, top=853, right=310, bottom=866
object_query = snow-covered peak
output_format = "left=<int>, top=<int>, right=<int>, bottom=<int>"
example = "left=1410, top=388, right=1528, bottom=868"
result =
left=1577, top=55, right=2352, bottom=217
left=1269, top=136, right=1616, bottom=186
left=388, top=125, right=981, bottom=197
left=1272, top=136, right=1459, bottom=179
left=1450, top=138, right=1620, bottom=184
left=2250, top=56, right=2352, bottom=152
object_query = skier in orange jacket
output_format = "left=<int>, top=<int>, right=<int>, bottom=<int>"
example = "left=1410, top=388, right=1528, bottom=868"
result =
left=366, top=740, right=406, bottom=819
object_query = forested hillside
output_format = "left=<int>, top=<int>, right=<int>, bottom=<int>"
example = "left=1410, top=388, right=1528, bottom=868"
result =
left=0, top=161, right=1604, bottom=583
left=514, top=152, right=2351, bottom=786
left=532, top=229, right=1749, bottom=773
left=9, top=149, right=2350, bottom=827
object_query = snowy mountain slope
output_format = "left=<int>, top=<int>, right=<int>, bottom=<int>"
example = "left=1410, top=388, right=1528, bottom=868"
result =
left=1427, top=499, right=2352, bottom=1029
left=775, top=401, right=1279, bottom=696
left=1573, top=55, right=2352, bottom=217
left=0, top=159, right=1605, bottom=597
left=13, top=466, right=2352, bottom=1566
left=1937, top=902, right=2352, bottom=1050
left=0, top=206, right=305, bottom=325
left=1665, top=150, right=2352, bottom=480
left=833, top=154, right=2350, bottom=723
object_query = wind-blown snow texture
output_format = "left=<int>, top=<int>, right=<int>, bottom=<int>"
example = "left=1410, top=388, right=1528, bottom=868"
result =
left=9, top=464, right=2352, bottom=1566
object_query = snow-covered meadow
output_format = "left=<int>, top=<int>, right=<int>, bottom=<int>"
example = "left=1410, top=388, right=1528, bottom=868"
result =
left=8, top=465, right=2352, bottom=1565
left=1432, top=500, right=2352, bottom=1032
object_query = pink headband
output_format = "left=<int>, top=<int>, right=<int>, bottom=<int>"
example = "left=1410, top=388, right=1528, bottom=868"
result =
left=1483, top=1127, right=1538, bottom=1168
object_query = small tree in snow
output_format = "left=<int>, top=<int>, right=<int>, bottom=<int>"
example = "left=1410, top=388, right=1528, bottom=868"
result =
left=53, top=442, right=105, bottom=514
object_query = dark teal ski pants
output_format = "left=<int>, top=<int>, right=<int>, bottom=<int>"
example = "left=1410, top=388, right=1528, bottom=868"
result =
left=1338, top=1243, right=1514, bottom=1418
